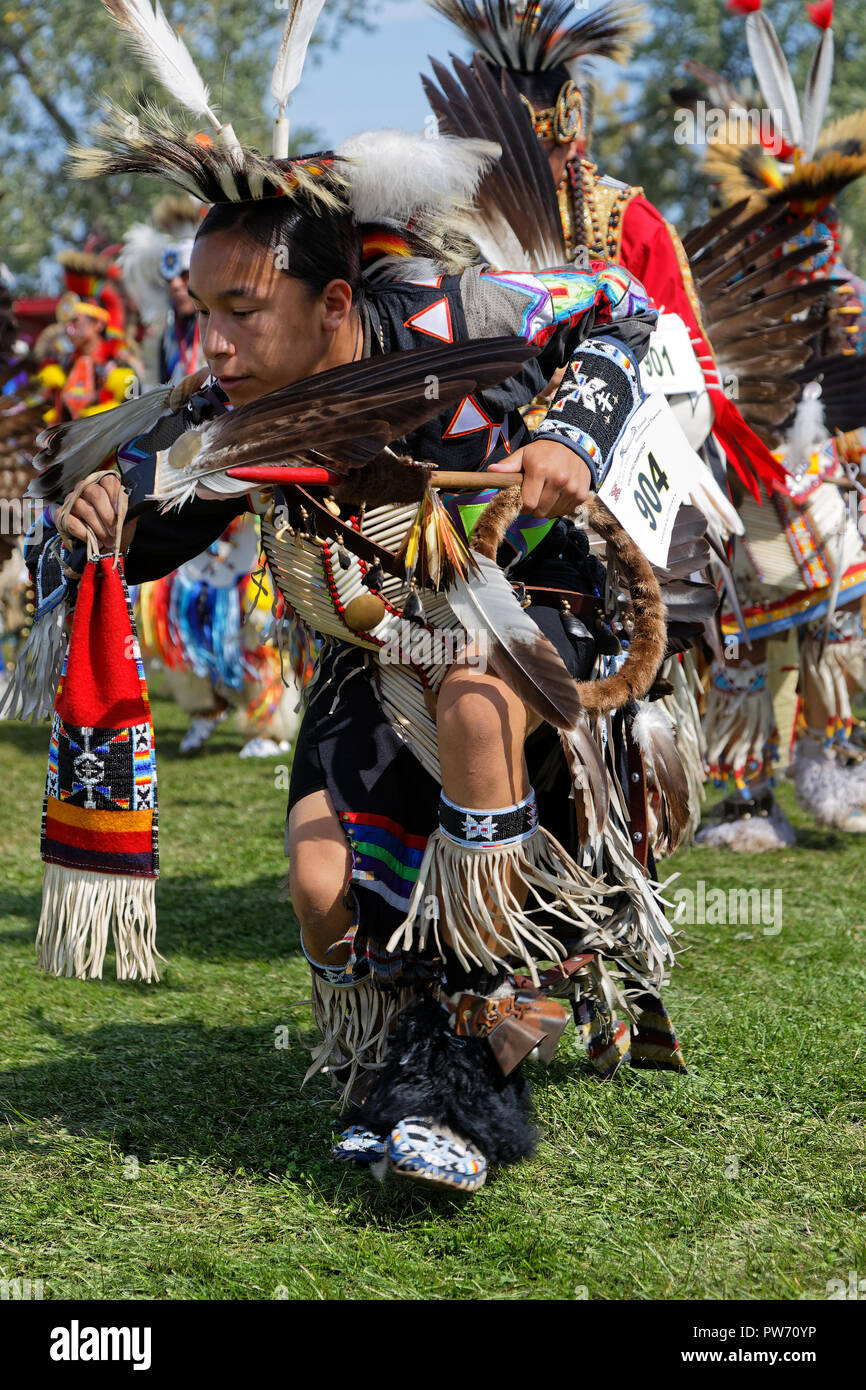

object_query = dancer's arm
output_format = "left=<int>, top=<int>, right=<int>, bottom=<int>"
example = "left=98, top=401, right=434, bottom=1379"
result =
left=458, top=260, right=655, bottom=510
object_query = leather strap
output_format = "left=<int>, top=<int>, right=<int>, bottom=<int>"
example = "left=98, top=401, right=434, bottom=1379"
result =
left=523, top=586, right=599, bottom=615
left=281, top=484, right=407, bottom=577
left=625, top=723, right=650, bottom=869
left=511, top=954, right=595, bottom=992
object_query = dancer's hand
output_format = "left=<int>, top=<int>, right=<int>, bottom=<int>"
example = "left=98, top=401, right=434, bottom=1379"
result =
left=56, top=472, right=138, bottom=553
left=487, top=440, right=592, bottom=517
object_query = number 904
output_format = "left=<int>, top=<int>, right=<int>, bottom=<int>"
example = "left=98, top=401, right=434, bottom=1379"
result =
left=634, top=452, right=669, bottom=531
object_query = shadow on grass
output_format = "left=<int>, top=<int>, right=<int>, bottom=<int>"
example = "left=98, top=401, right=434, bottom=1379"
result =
left=0, top=875, right=303, bottom=964
left=0, top=1015, right=481, bottom=1223
left=783, top=824, right=847, bottom=853
left=0, top=1016, right=332, bottom=1171
left=0, top=887, right=43, bottom=935
left=157, top=874, right=303, bottom=962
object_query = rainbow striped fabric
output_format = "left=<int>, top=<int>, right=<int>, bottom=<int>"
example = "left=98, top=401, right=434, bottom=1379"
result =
left=339, top=811, right=427, bottom=915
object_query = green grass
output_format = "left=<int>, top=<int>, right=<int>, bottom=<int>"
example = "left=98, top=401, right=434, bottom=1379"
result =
left=1, top=692, right=865, bottom=1301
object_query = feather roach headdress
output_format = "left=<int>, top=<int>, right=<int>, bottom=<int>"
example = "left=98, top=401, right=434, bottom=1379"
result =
left=73, top=0, right=499, bottom=285
left=427, top=1, right=647, bottom=143
left=69, top=1, right=347, bottom=207
left=699, top=2, right=866, bottom=214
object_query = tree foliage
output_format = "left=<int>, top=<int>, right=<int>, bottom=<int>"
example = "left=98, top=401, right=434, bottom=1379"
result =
left=591, top=0, right=866, bottom=273
left=0, top=0, right=376, bottom=290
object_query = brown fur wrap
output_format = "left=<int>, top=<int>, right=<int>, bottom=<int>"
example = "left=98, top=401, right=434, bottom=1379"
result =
left=471, top=488, right=668, bottom=717
left=576, top=496, right=668, bottom=715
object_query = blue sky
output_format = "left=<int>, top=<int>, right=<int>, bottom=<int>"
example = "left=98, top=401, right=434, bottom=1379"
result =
left=289, top=1, right=475, bottom=147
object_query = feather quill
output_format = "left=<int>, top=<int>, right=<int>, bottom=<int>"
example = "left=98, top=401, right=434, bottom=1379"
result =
left=102, top=0, right=221, bottom=130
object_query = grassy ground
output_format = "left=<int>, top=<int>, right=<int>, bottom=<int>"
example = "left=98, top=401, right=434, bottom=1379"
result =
left=1, top=691, right=865, bottom=1301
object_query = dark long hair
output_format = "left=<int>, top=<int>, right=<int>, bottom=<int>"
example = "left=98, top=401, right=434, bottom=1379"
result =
left=196, top=195, right=366, bottom=303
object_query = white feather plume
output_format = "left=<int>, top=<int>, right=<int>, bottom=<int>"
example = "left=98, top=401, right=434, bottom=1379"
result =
left=784, top=381, right=826, bottom=476
left=630, top=700, right=673, bottom=752
left=336, top=129, right=499, bottom=226
left=745, top=11, right=804, bottom=151
left=270, top=0, right=327, bottom=113
left=102, top=0, right=221, bottom=129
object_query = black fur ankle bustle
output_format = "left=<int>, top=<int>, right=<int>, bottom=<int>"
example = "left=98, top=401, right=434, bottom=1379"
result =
left=355, top=998, right=538, bottom=1166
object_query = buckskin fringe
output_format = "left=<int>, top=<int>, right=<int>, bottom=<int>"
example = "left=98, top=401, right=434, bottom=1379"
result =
left=305, top=972, right=415, bottom=1108
left=0, top=601, right=68, bottom=723
left=597, top=808, right=680, bottom=998
left=388, top=826, right=615, bottom=985
left=37, top=863, right=160, bottom=982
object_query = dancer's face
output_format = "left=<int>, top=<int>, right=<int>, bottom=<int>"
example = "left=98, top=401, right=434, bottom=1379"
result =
left=66, top=313, right=103, bottom=354
left=188, top=229, right=357, bottom=405
left=543, top=136, right=581, bottom=189
left=168, top=271, right=197, bottom=320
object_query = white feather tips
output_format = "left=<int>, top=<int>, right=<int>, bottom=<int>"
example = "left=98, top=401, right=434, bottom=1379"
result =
left=270, top=0, right=327, bottom=111
left=102, top=0, right=220, bottom=128
left=336, top=129, right=500, bottom=226
left=150, top=422, right=252, bottom=511
left=745, top=11, right=804, bottom=151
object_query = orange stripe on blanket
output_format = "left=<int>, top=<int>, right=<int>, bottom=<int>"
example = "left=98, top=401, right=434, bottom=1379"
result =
left=44, top=814, right=154, bottom=856
left=45, top=797, right=154, bottom=833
